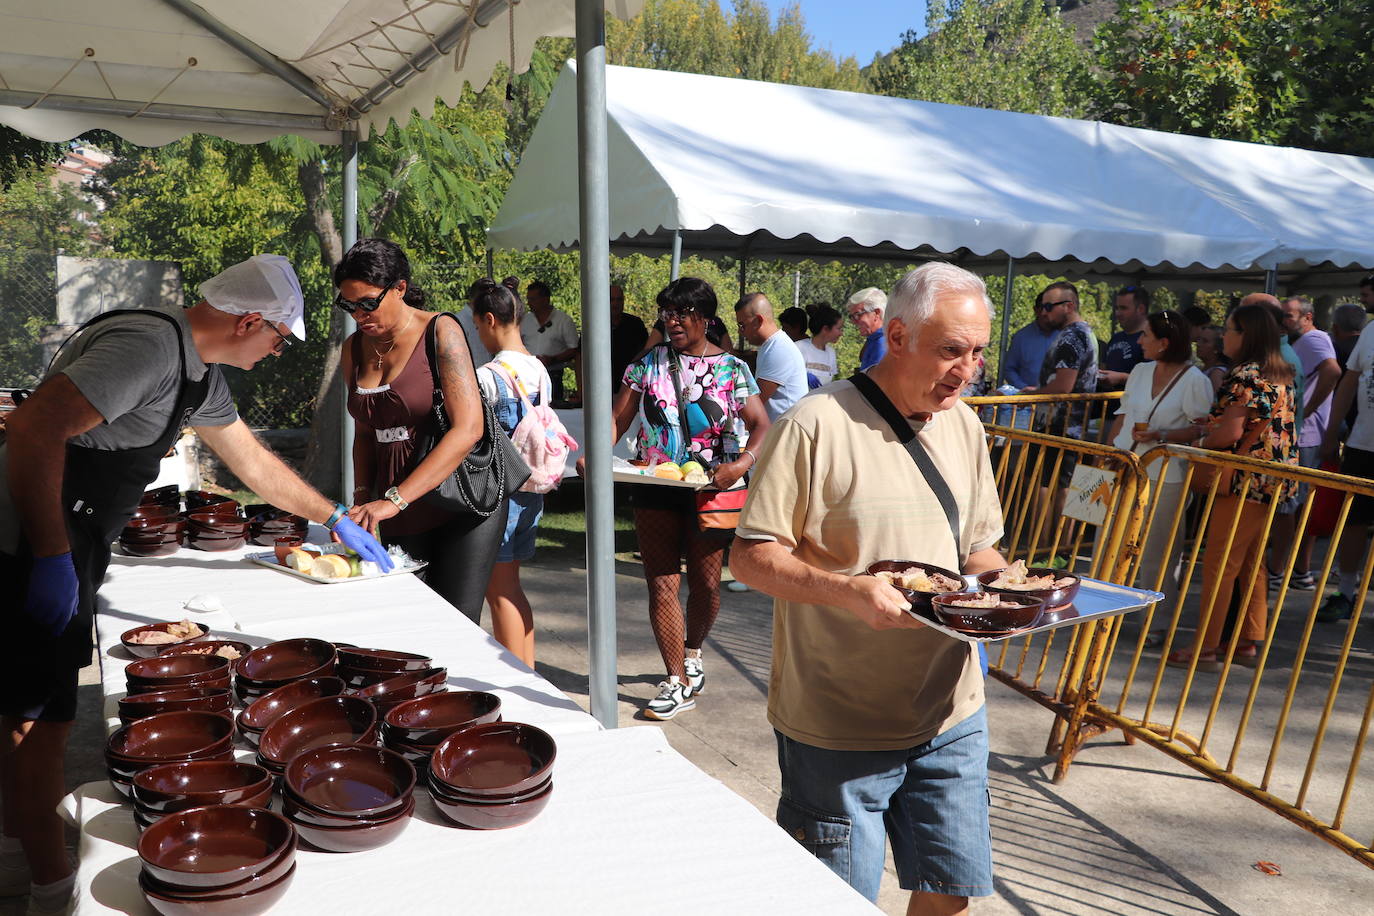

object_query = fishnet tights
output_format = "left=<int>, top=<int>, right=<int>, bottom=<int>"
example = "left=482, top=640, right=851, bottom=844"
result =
left=634, top=506, right=725, bottom=681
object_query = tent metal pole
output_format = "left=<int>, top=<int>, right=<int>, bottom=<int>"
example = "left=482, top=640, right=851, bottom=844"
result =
left=794, top=270, right=801, bottom=308
left=576, top=0, right=617, bottom=729
left=486, top=248, right=495, bottom=280
left=670, top=229, right=682, bottom=280
left=1265, top=268, right=1278, bottom=296
left=996, top=256, right=1016, bottom=387
left=340, top=130, right=359, bottom=501
left=738, top=256, right=748, bottom=299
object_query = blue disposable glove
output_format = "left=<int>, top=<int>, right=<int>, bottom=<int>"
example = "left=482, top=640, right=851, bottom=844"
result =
left=25, top=552, right=80, bottom=637
left=332, top=517, right=394, bottom=573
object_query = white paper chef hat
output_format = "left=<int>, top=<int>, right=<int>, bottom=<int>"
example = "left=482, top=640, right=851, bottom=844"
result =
left=199, top=254, right=306, bottom=340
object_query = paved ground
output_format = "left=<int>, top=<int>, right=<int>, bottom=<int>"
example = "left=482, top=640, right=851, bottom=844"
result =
left=18, top=556, right=1370, bottom=916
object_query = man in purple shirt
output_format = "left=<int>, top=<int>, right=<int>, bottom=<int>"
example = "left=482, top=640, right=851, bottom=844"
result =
left=1267, top=295, right=1341, bottom=589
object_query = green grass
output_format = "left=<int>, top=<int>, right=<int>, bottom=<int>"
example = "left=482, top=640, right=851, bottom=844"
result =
left=534, top=485, right=637, bottom=563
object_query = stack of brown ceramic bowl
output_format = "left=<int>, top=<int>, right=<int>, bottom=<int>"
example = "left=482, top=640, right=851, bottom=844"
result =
left=119, top=516, right=187, bottom=558
left=126, top=655, right=233, bottom=696
left=186, top=510, right=250, bottom=552
left=246, top=508, right=309, bottom=547
left=352, top=667, right=448, bottom=715
left=105, top=711, right=235, bottom=798
left=381, top=691, right=501, bottom=766
left=139, top=485, right=181, bottom=511
left=132, top=761, right=274, bottom=831
left=427, top=722, right=556, bottom=829
left=234, top=638, right=337, bottom=705
left=279, top=744, right=416, bottom=852
left=158, top=639, right=255, bottom=675
left=137, top=805, right=296, bottom=916
left=120, top=622, right=208, bottom=659
left=118, top=686, right=234, bottom=726
left=335, top=648, right=432, bottom=690
left=183, top=491, right=239, bottom=514
left=237, top=676, right=347, bottom=749
left=255, top=696, right=378, bottom=778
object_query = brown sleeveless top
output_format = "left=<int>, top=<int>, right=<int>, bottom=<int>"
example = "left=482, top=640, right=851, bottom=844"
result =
left=346, top=315, right=452, bottom=536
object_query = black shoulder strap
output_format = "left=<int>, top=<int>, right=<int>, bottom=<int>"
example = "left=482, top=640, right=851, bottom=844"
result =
left=849, top=372, right=964, bottom=563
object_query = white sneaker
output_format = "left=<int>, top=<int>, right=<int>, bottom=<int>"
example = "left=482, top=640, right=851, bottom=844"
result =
left=644, top=677, right=695, bottom=721
left=726, top=580, right=750, bottom=592
left=683, top=653, right=705, bottom=695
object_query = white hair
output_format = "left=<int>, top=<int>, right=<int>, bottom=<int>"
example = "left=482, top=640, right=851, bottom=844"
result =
left=886, top=262, right=994, bottom=343
left=845, top=287, right=887, bottom=313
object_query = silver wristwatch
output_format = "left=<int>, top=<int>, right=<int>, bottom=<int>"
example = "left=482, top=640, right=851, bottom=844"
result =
left=384, top=486, right=409, bottom=510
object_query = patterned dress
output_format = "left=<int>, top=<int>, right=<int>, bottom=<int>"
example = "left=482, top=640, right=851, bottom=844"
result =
left=622, top=345, right=758, bottom=467
left=1209, top=361, right=1298, bottom=504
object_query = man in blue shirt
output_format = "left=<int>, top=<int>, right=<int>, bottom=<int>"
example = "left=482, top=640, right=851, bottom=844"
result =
left=847, top=288, right=888, bottom=371
left=1002, top=308, right=1059, bottom=390
left=1098, top=286, right=1150, bottom=390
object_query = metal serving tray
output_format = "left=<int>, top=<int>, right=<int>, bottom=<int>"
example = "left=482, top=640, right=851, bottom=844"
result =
left=907, top=577, right=1163, bottom=644
left=243, top=551, right=427, bottom=585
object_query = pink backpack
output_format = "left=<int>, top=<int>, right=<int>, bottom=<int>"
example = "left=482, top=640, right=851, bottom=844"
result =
left=487, top=360, right=579, bottom=494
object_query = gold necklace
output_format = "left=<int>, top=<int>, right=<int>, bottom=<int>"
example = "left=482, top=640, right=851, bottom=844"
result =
left=371, top=311, right=415, bottom=370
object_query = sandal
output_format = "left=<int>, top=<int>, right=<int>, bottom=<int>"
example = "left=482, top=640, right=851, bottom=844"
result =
left=1167, top=648, right=1222, bottom=672
left=1142, top=629, right=1168, bottom=650
left=1232, top=643, right=1261, bottom=668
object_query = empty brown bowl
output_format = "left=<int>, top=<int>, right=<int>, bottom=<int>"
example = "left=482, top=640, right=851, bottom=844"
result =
left=119, top=687, right=233, bottom=724
left=120, top=622, right=208, bottom=659
left=107, top=711, right=236, bottom=766
left=138, top=804, right=295, bottom=890
left=429, top=722, right=556, bottom=797
left=239, top=676, right=347, bottom=733
left=429, top=776, right=552, bottom=830
left=335, top=648, right=432, bottom=673
left=187, top=534, right=247, bottom=552
left=127, top=654, right=232, bottom=692
left=931, top=592, right=1045, bottom=633
left=134, top=761, right=275, bottom=814
left=353, top=667, right=447, bottom=709
left=257, top=696, right=378, bottom=767
left=237, top=639, right=337, bottom=688
left=184, top=491, right=240, bottom=513
left=865, top=560, right=975, bottom=610
left=283, top=744, right=415, bottom=818
left=383, top=691, right=501, bottom=746
left=141, top=485, right=181, bottom=507
left=139, top=859, right=294, bottom=910
left=286, top=795, right=414, bottom=852
left=976, top=567, right=1081, bottom=609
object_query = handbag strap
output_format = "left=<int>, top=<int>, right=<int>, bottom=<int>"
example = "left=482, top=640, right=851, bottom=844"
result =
left=850, top=372, right=963, bottom=562
left=666, top=346, right=693, bottom=464
left=1141, top=364, right=1190, bottom=431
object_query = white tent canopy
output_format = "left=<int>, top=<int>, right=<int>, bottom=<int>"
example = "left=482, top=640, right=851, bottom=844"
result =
left=490, top=63, right=1374, bottom=290
left=0, top=0, right=641, bottom=146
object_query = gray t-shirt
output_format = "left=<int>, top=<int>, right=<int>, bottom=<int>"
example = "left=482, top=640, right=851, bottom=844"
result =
left=0, top=308, right=237, bottom=552
left=755, top=329, right=808, bottom=421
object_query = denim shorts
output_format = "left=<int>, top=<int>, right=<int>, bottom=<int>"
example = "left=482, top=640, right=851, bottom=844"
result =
left=774, top=707, right=993, bottom=901
left=497, top=491, right=544, bottom=563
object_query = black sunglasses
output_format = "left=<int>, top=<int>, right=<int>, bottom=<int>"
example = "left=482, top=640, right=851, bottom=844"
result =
left=335, top=282, right=393, bottom=314
left=1036, top=299, right=1073, bottom=311
left=659, top=306, right=701, bottom=323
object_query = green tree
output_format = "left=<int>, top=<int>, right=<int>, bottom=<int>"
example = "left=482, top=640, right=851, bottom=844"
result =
left=872, top=0, right=1091, bottom=116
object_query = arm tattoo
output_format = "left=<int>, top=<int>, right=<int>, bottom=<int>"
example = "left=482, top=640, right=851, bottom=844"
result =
left=434, top=316, right=480, bottom=407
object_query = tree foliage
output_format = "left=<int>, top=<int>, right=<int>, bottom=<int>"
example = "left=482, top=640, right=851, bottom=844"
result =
left=872, top=0, right=1091, bottom=117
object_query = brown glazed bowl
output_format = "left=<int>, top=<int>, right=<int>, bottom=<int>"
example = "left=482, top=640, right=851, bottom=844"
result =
left=186, top=534, right=247, bottom=552
left=429, top=771, right=551, bottom=804
left=239, top=677, right=347, bottom=733
left=183, top=491, right=240, bottom=513
left=236, top=639, right=337, bottom=688
left=127, top=654, right=231, bottom=689
left=428, top=777, right=553, bottom=830
left=123, top=516, right=187, bottom=538
left=383, top=691, right=502, bottom=747
left=976, top=567, right=1082, bottom=609
left=129, top=674, right=232, bottom=697
left=335, top=648, right=432, bottom=674
left=118, top=538, right=183, bottom=558
left=120, top=622, right=208, bottom=659
left=864, top=560, right=975, bottom=611
left=138, top=804, right=295, bottom=890
left=134, top=760, right=275, bottom=814
left=118, top=687, right=233, bottom=725
left=157, top=641, right=254, bottom=676
left=429, top=722, right=556, bottom=797
left=257, top=696, right=378, bottom=767
left=106, top=712, right=235, bottom=768
left=380, top=733, right=438, bottom=768
left=138, top=860, right=294, bottom=910
left=140, top=484, right=181, bottom=507
left=931, top=593, right=1045, bottom=633
left=282, top=744, right=415, bottom=818
left=352, top=667, right=447, bottom=708
left=285, top=795, right=414, bottom=853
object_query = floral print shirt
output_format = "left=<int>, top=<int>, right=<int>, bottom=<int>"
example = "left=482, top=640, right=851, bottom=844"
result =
left=623, top=346, right=758, bottom=467
left=1209, top=361, right=1297, bottom=504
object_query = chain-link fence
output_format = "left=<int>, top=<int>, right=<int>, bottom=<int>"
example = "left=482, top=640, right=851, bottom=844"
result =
left=0, top=250, right=59, bottom=390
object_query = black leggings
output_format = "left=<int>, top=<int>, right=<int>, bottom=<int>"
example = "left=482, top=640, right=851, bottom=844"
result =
left=385, top=502, right=508, bottom=624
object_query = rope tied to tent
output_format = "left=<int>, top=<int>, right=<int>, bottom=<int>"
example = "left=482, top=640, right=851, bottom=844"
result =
left=127, top=58, right=196, bottom=119
left=22, top=47, right=94, bottom=110
left=452, top=0, right=483, bottom=72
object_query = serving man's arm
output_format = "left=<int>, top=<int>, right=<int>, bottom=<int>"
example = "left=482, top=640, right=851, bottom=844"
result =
left=730, top=537, right=923, bottom=631
left=194, top=420, right=336, bottom=522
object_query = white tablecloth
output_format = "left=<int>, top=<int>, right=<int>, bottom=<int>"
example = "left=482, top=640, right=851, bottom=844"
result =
left=74, top=529, right=877, bottom=915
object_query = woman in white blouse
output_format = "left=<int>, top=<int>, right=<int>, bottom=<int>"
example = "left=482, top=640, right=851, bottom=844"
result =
left=1108, top=311, right=1215, bottom=639
left=794, top=305, right=843, bottom=388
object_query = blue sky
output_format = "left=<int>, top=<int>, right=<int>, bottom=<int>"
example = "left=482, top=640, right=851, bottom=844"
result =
left=763, top=1, right=928, bottom=64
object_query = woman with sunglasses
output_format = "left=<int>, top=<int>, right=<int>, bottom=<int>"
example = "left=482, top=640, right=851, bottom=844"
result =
left=336, top=238, right=507, bottom=623
left=1106, top=311, right=1213, bottom=636
left=609, top=277, right=770, bottom=720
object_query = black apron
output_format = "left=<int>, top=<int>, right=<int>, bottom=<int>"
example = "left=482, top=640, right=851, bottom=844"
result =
left=52, top=310, right=210, bottom=666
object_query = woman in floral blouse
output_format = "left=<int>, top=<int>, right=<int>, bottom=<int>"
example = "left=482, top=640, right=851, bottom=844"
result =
left=1168, top=303, right=1296, bottom=671
left=610, top=277, right=769, bottom=720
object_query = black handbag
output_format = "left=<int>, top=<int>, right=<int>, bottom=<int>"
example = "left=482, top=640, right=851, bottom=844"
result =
left=413, top=313, right=530, bottom=517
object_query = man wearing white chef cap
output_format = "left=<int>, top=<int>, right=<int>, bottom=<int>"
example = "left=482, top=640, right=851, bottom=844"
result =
left=0, top=254, right=390, bottom=914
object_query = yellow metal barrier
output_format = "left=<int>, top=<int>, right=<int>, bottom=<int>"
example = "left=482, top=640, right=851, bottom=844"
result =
left=965, top=391, right=1122, bottom=443
left=1081, top=445, right=1374, bottom=869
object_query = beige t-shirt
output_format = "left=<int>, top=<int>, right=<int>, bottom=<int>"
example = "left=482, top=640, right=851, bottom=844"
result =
left=737, top=381, right=1004, bottom=751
